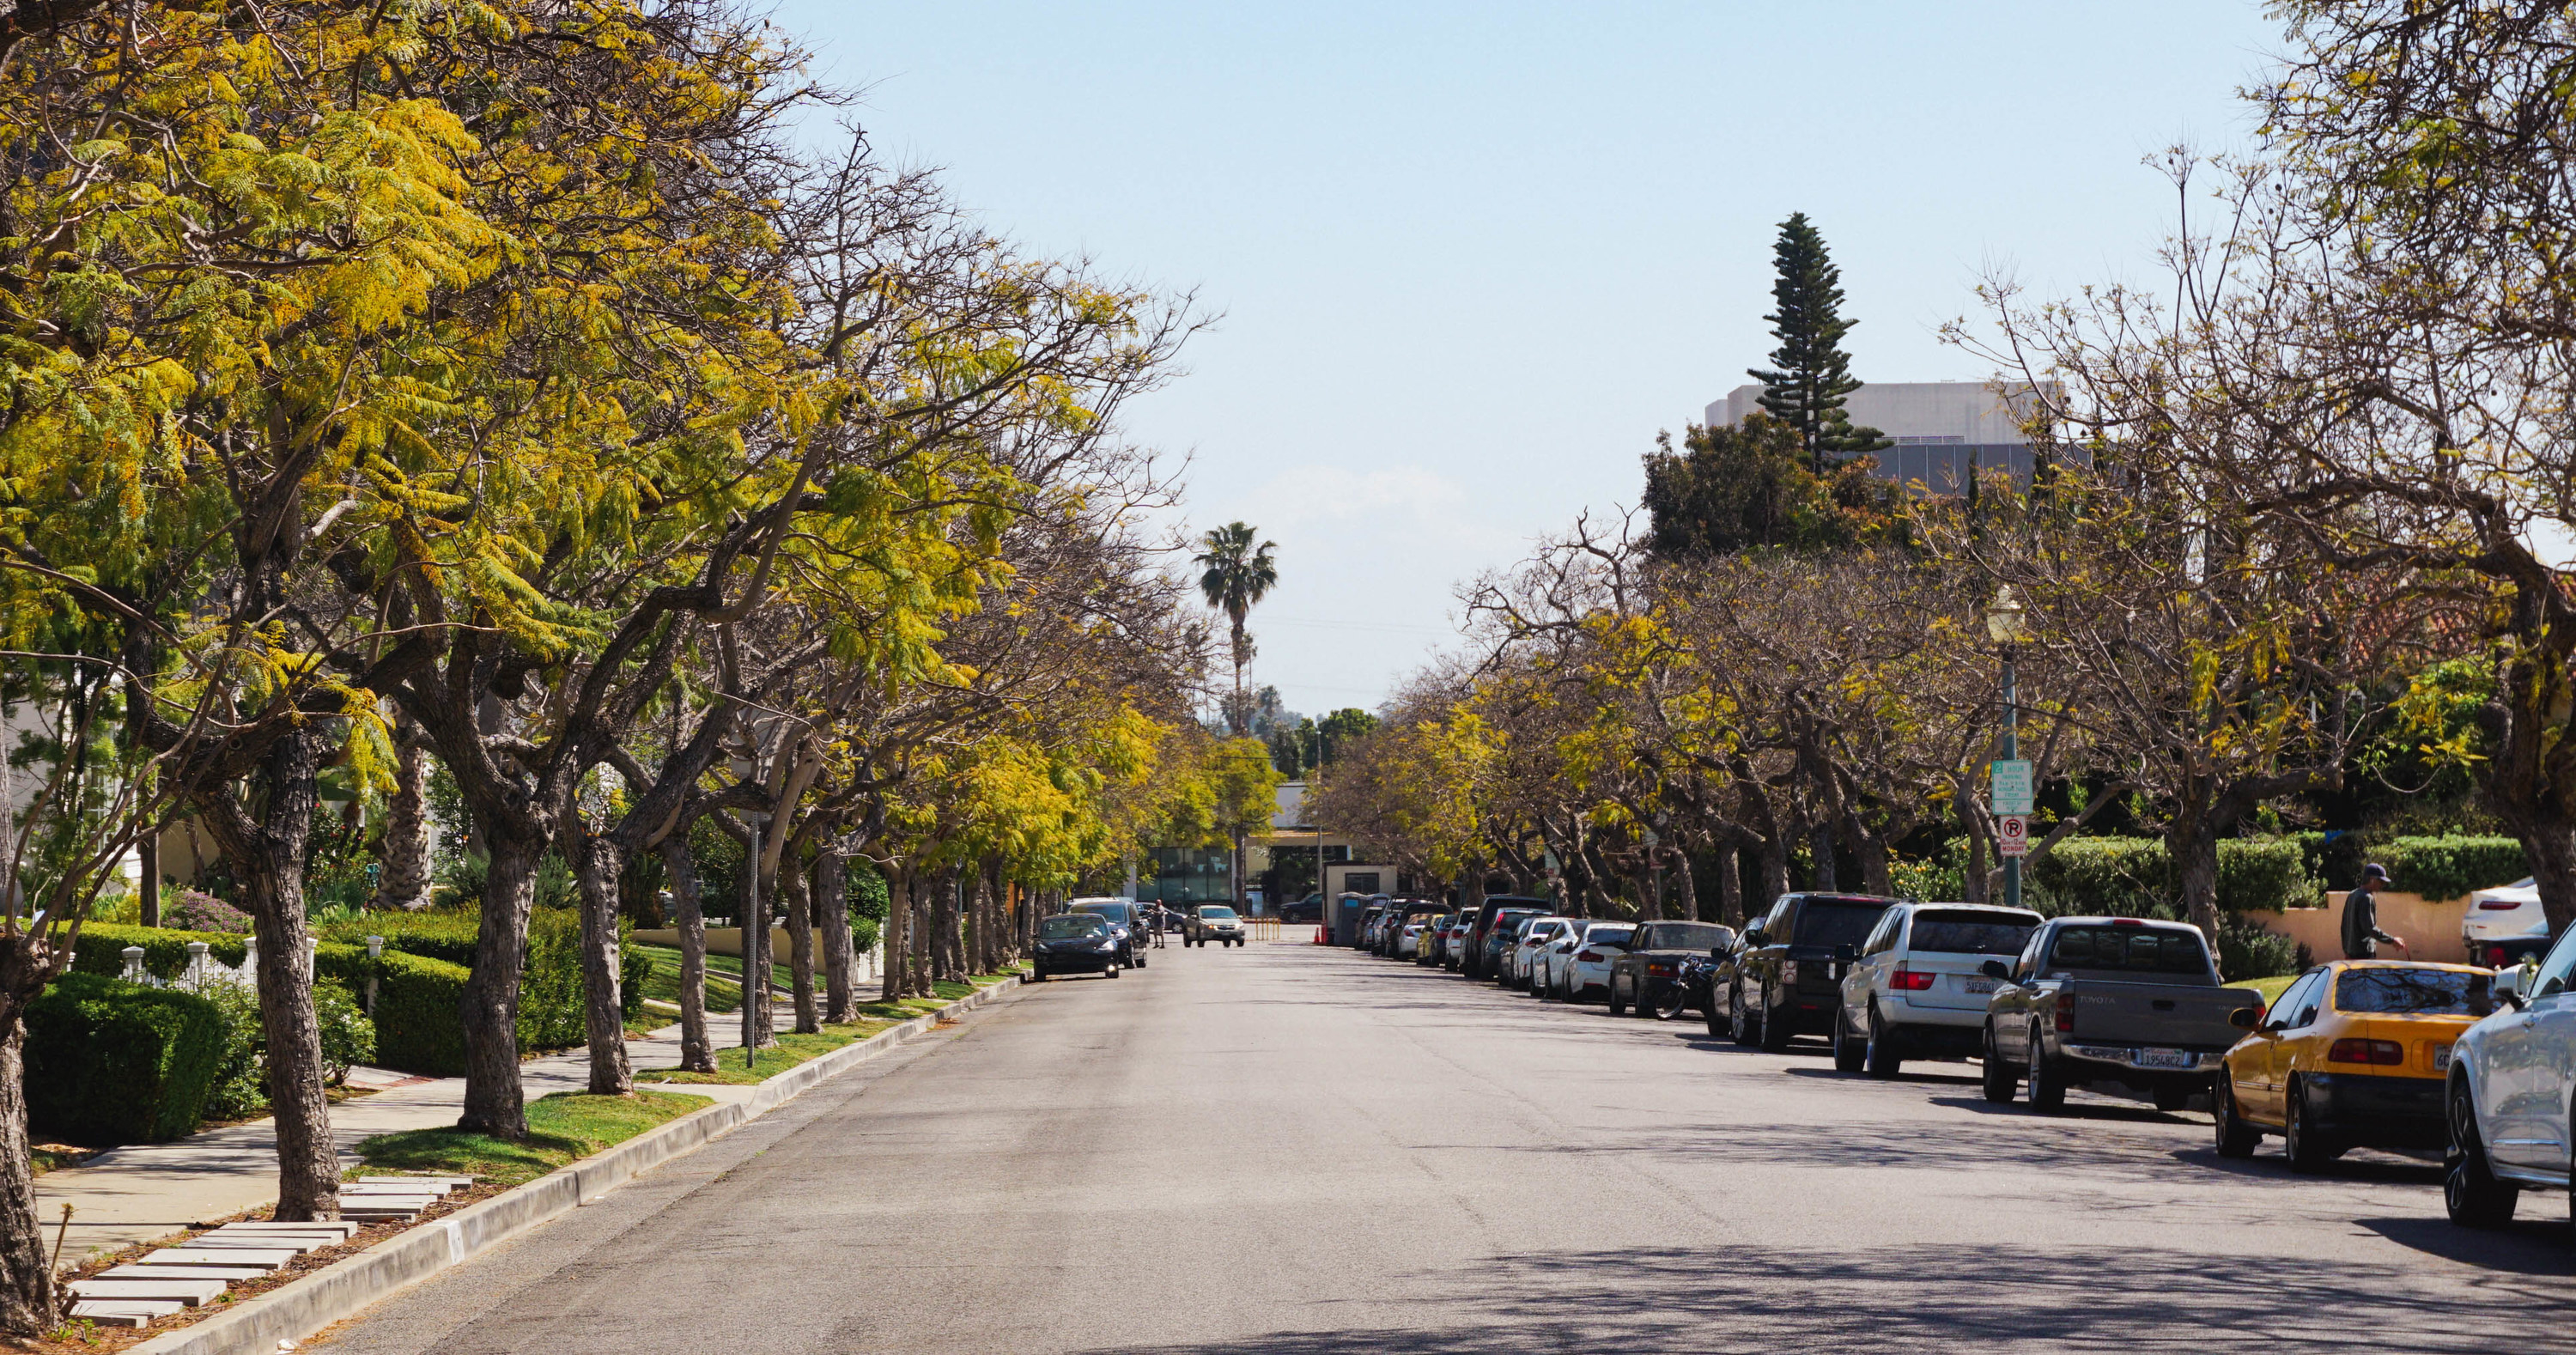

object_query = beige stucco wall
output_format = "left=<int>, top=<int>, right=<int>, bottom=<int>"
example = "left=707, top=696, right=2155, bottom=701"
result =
left=2251, top=890, right=2472, bottom=964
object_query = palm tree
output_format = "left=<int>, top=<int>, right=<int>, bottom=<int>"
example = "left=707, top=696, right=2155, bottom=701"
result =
left=1194, top=522, right=1279, bottom=735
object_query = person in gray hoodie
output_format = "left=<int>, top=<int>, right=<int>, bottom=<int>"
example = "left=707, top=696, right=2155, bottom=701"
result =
left=2342, top=863, right=2404, bottom=960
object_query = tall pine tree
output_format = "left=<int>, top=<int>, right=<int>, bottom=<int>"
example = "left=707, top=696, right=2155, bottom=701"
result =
left=1747, top=213, right=1890, bottom=475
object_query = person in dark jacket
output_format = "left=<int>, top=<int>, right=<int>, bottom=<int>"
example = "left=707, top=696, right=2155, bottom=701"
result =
left=2342, top=863, right=2403, bottom=960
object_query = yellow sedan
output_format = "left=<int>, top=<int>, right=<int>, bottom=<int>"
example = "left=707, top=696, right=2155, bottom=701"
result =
left=2213, top=961, right=2498, bottom=1171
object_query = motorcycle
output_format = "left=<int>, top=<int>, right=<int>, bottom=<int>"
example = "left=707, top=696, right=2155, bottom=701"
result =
left=1658, top=952, right=1717, bottom=1021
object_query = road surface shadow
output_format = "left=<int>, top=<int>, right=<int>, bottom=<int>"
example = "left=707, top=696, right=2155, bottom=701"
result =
left=1083, top=1240, right=2576, bottom=1354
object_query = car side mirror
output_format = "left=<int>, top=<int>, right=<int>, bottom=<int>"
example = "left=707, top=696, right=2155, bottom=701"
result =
left=1980, top=960, right=2010, bottom=981
left=2228, top=1006, right=2261, bottom=1030
left=1710, top=946, right=1727, bottom=958
left=1743, top=928, right=1765, bottom=947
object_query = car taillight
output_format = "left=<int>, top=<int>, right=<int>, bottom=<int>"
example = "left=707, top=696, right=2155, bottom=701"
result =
left=2328, top=1038, right=2405, bottom=1066
left=2478, top=900, right=2523, bottom=910
left=1576, top=951, right=1604, bottom=963
left=1648, top=963, right=1674, bottom=976
left=2486, top=945, right=2509, bottom=967
left=2053, top=991, right=2076, bottom=1032
left=1889, top=966, right=1935, bottom=992
left=2111, top=917, right=2143, bottom=927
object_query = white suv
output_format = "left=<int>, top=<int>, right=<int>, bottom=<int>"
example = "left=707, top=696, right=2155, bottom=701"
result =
left=2445, top=929, right=2575, bottom=1228
left=1834, top=902, right=2043, bottom=1078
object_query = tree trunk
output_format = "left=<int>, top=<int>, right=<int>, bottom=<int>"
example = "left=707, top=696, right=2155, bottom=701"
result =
left=816, top=848, right=854, bottom=1024
left=460, top=833, right=542, bottom=1139
left=1230, top=827, right=1247, bottom=912
left=206, top=732, right=340, bottom=1220
left=1635, top=857, right=1662, bottom=921
left=1957, top=781, right=1990, bottom=904
left=1759, top=836, right=1789, bottom=906
left=909, top=877, right=934, bottom=993
left=1674, top=848, right=1700, bottom=923
left=2172, top=816, right=2222, bottom=943
left=0, top=1001, right=54, bottom=1336
left=1714, top=841, right=1744, bottom=925
left=137, top=830, right=159, bottom=927
left=657, top=836, right=715, bottom=1072
left=933, top=870, right=965, bottom=984
left=782, top=854, right=817, bottom=1035
left=1850, top=820, right=1893, bottom=897
left=1808, top=822, right=1839, bottom=891
left=881, top=867, right=910, bottom=1003
left=574, top=829, right=632, bottom=1096
left=374, top=737, right=431, bottom=912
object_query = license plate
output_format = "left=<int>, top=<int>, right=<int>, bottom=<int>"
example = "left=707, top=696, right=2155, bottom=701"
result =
left=2135, top=1048, right=2195, bottom=1070
left=1963, top=977, right=1997, bottom=994
left=2434, top=1044, right=2452, bottom=1071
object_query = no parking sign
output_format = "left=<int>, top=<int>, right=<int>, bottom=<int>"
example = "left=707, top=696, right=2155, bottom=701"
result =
left=1997, top=815, right=2030, bottom=858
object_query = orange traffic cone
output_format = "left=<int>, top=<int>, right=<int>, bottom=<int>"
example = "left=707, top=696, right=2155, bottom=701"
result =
left=1314, top=925, right=1326, bottom=945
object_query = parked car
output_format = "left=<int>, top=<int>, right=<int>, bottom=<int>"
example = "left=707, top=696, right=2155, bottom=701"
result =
left=1442, top=915, right=1475, bottom=969
left=1977, top=916, right=2264, bottom=1113
left=2443, top=929, right=2576, bottom=1226
left=1069, top=898, right=1149, bottom=969
left=1184, top=904, right=1246, bottom=947
left=1396, top=917, right=1434, bottom=959
left=1716, top=893, right=1899, bottom=1049
left=1607, top=921, right=1738, bottom=1018
left=1352, top=903, right=1387, bottom=951
left=1475, top=904, right=1553, bottom=981
left=2461, top=878, right=2552, bottom=968
left=1461, top=896, right=1554, bottom=980
left=1030, top=914, right=1122, bottom=980
left=1555, top=923, right=1636, bottom=1002
left=1509, top=918, right=1576, bottom=989
left=1279, top=894, right=1326, bottom=925
left=2214, top=960, right=2496, bottom=1170
left=1378, top=900, right=1445, bottom=957
left=1832, top=902, right=2042, bottom=1077
left=1528, top=921, right=1595, bottom=998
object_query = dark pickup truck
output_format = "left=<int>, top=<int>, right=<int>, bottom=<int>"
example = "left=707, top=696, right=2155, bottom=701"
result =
left=1608, top=921, right=1739, bottom=1018
left=1717, top=893, right=1899, bottom=1050
left=1978, top=916, right=2264, bottom=1113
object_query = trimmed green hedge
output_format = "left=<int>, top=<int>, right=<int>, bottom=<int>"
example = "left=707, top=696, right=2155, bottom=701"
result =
left=315, top=946, right=471, bottom=1077
left=2375, top=835, right=2530, bottom=901
left=319, top=912, right=479, bottom=967
left=66, top=922, right=246, bottom=980
left=27, top=973, right=225, bottom=1143
left=2029, top=836, right=2321, bottom=916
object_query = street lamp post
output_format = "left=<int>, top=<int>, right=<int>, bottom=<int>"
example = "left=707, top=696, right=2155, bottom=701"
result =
left=1987, top=586, right=2030, bottom=911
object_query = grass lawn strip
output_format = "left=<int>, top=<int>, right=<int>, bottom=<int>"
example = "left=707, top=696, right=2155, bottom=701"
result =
left=638, top=969, right=1021, bottom=1085
left=2246, top=973, right=2301, bottom=1005
left=631, top=943, right=747, bottom=1013
left=356, top=1089, right=711, bottom=1188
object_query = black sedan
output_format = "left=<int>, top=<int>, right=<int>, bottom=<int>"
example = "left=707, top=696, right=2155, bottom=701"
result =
left=1030, top=914, right=1125, bottom=980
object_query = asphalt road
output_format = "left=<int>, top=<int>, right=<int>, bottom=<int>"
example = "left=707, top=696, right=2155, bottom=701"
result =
left=313, top=940, right=2576, bottom=1355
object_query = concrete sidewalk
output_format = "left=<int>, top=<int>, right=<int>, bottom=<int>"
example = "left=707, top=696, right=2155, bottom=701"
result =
left=35, top=1006, right=792, bottom=1270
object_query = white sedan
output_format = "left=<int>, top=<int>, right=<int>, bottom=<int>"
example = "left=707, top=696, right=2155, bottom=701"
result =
left=1557, top=923, right=1636, bottom=1001
left=2462, top=878, right=2550, bottom=968
left=1509, top=917, right=1573, bottom=988
left=1396, top=920, right=1432, bottom=958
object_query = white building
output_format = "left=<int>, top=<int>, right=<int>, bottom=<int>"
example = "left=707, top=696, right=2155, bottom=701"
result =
left=1704, top=380, right=2061, bottom=495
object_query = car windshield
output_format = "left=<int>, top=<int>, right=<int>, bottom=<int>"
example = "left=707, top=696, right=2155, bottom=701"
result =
left=1076, top=904, right=1133, bottom=925
left=1040, top=917, right=1107, bottom=939
left=1584, top=927, right=1637, bottom=949
left=2336, top=968, right=2493, bottom=1016
left=1796, top=902, right=1892, bottom=949
left=2047, top=926, right=2209, bottom=975
left=1911, top=912, right=2039, bottom=957
left=1653, top=924, right=1732, bottom=951
left=1200, top=908, right=1236, bottom=920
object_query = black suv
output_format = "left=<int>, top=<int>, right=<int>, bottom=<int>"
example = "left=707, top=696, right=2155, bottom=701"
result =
left=1715, top=893, right=1897, bottom=1049
left=1071, top=900, right=1151, bottom=969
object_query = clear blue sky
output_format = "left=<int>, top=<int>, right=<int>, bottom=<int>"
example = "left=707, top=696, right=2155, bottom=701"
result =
left=784, top=1, right=2287, bottom=720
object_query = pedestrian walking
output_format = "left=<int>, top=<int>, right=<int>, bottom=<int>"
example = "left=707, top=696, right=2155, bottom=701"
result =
left=2342, top=863, right=2404, bottom=960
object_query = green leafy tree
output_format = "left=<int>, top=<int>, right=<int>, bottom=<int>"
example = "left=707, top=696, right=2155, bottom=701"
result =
left=1194, top=522, right=1279, bottom=735
left=1639, top=415, right=1902, bottom=559
left=1747, top=213, right=1891, bottom=475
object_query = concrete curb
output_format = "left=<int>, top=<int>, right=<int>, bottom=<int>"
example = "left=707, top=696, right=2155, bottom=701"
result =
left=128, top=975, right=1024, bottom=1355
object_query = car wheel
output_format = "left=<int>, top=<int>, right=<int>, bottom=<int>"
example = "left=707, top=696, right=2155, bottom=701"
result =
left=2284, top=1077, right=2342, bottom=1173
left=2213, top=1077, right=2260, bottom=1158
left=1979, top=1024, right=2016, bottom=1103
left=1030, top=970, right=1047, bottom=982
left=1757, top=984, right=1793, bottom=1052
left=1607, top=975, right=1630, bottom=1017
left=1864, top=1007, right=1902, bottom=1079
left=1107, top=963, right=1121, bottom=978
left=1729, top=985, right=1757, bottom=1047
left=1831, top=1006, right=1867, bottom=1072
left=2025, top=1029, right=2066, bottom=1112
left=2445, top=1078, right=2518, bottom=1227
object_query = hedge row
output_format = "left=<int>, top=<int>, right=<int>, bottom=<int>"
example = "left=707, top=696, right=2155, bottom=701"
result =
left=2027, top=836, right=2318, bottom=916
left=2289, top=831, right=2528, bottom=896
left=319, top=911, right=479, bottom=967
left=27, top=973, right=226, bottom=1142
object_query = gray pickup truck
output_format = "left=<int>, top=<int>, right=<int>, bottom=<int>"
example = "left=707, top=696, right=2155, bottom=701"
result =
left=1978, top=916, right=2263, bottom=1114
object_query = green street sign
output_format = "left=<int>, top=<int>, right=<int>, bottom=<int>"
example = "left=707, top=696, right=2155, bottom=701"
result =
left=1990, top=759, right=2034, bottom=816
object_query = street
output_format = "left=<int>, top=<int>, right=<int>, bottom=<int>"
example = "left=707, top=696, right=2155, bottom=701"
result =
left=313, top=942, right=2575, bottom=1355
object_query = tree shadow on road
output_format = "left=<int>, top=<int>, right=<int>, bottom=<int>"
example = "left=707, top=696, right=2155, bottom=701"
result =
left=1083, top=1239, right=2576, bottom=1355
